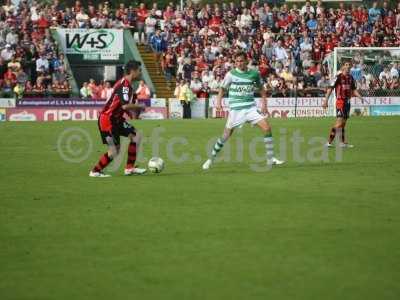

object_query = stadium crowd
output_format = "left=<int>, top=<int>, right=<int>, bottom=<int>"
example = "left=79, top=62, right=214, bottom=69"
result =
left=1, top=0, right=400, bottom=99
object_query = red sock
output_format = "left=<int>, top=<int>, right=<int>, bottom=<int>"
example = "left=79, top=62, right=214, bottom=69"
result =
left=126, top=142, right=137, bottom=169
left=92, top=153, right=112, bottom=172
left=328, top=127, right=336, bottom=143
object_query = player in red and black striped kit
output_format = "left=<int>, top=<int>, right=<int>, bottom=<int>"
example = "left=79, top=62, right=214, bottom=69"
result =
left=322, top=62, right=364, bottom=148
left=90, top=60, right=146, bottom=177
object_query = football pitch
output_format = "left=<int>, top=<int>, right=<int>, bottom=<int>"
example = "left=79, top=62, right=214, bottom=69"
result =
left=1, top=117, right=400, bottom=300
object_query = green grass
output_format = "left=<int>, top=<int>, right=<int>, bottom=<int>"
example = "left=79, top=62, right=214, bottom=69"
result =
left=1, top=117, right=400, bottom=300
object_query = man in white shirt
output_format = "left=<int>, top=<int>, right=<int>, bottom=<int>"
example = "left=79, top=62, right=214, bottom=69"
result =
left=301, top=1, right=315, bottom=16
left=240, top=9, right=253, bottom=28
left=1, top=44, right=14, bottom=61
left=145, top=12, right=157, bottom=43
left=6, top=29, right=18, bottom=46
left=90, top=16, right=103, bottom=28
left=300, top=37, right=313, bottom=53
left=202, top=69, right=215, bottom=86
left=190, top=78, right=203, bottom=95
left=36, top=55, right=49, bottom=73
left=76, top=8, right=89, bottom=27
left=274, top=40, right=288, bottom=63
left=379, top=67, right=392, bottom=81
left=390, top=63, right=399, bottom=79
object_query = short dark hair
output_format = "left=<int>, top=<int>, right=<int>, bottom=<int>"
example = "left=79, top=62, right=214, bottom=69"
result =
left=124, top=60, right=141, bottom=74
left=234, top=51, right=247, bottom=60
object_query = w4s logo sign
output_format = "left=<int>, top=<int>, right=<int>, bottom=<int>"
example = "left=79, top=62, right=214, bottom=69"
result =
left=65, top=30, right=115, bottom=53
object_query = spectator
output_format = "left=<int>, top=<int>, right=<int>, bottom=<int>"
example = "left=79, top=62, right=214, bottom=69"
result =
left=3, top=68, right=16, bottom=85
left=209, top=75, right=222, bottom=94
left=88, top=78, right=101, bottom=99
left=306, top=14, right=318, bottom=31
left=162, top=47, right=176, bottom=83
left=100, top=81, right=113, bottom=100
left=137, top=3, right=149, bottom=44
left=279, top=66, right=294, bottom=83
left=274, top=40, right=288, bottom=63
left=59, top=80, right=71, bottom=94
left=32, top=77, right=46, bottom=95
left=174, top=80, right=191, bottom=119
left=150, top=30, right=166, bottom=67
left=6, top=29, right=18, bottom=46
left=145, top=10, right=157, bottom=45
left=369, top=2, right=381, bottom=24
left=80, top=82, right=91, bottom=98
left=36, top=54, right=49, bottom=73
left=24, top=80, right=33, bottom=93
left=317, top=74, right=331, bottom=89
left=190, top=77, right=203, bottom=97
left=53, top=67, right=68, bottom=83
left=359, top=77, right=369, bottom=91
left=1, top=78, right=14, bottom=97
left=50, top=79, right=62, bottom=93
left=379, top=67, right=392, bottom=82
left=301, top=1, right=315, bottom=16
left=0, top=58, right=7, bottom=79
left=350, top=63, right=363, bottom=83
left=136, top=80, right=151, bottom=107
left=76, top=8, right=89, bottom=28
left=14, top=82, right=24, bottom=99
left=1, top=44, right=14, bottom=62
left=7, top=57, right=21, bottom=74
left=16, top=68, right=28, bottom=85
left=198, top=82, right=211, bottom=99
left=390, top=63, right=399, bottom=79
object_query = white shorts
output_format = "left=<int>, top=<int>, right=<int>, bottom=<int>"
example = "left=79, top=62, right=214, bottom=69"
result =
left=225, top=106, right=265, bottom=129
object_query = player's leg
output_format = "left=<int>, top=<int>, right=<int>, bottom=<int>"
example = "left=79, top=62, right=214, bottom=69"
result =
left=121, top=122, right=146, bottom=175
left=202, top=109, right=244, bottom=170
left=202, top=127, right=234, bottom=170
left=90, top=135, right=119, bottom=177
left=327, top=99, right=348, bottom=147
left=255, top=118, right=284, bottom=166
left=326, top=117, right=344, bottom=146
left=90, top=117, right=120, bottom=177
left=339, top=102, right=353, bottom=148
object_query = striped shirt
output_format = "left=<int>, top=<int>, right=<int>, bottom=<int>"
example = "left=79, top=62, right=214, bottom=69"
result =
left=222, top=68, right=261, bottom=110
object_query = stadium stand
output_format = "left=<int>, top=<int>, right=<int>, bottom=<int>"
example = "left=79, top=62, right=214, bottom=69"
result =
left=0, top=0, right=399, bottom=99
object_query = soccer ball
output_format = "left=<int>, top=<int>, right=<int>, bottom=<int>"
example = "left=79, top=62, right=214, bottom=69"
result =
left=148, top=157, right=164, bottom=173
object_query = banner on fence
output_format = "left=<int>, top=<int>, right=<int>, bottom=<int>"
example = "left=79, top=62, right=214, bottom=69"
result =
left=168, top=99, right=183, bottom=119
left=370, top=105, right=400, bottom=116
left=139, top=107, right=167, bottom=120
left=17, top=98, right=106, bottom=107
left=6, top=107, right=101, bottom=121
left=209, top=96, right=400, bottom=118
left=191, top=99, right=207, bottom=119
left=0, top=98, right=16, bottom=108
left=56, top=29, right=123, bottom=60
left=150, top=98, right=167, bottom=108
left=0, top=108, right=6, bottom=121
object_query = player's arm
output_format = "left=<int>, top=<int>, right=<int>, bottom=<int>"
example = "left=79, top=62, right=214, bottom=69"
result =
left=216, top=87, right=225, bottom=111
left=217, top=72, right=232, bottom=111
left=351, top=78, right=365, bottom=104
left=353, top=89, right=364, bottom=104
left=322, top=87, right=333, bottom=109
left=322, top=75, right=339, bottom=109
left=257, top=74, right=268, bottom=114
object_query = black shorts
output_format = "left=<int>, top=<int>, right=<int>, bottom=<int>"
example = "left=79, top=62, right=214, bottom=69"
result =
left=336, top=100, right=351, bottom=119
left=98, top=119, right=136, bottom=146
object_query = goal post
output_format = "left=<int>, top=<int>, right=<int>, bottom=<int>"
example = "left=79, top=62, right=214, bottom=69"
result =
left=328, top=47, right=400, bottom=97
